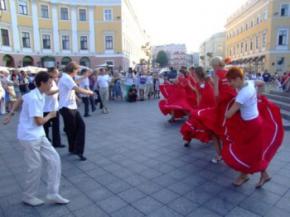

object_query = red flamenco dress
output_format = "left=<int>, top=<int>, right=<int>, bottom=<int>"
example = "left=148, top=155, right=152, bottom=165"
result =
left=159, top=75, right=198, bottom=119
left=180, top=81, right=217, bottom=143
left=222, top=96, right=284, bottom=174
left=195, top=69, right=237, bottom=140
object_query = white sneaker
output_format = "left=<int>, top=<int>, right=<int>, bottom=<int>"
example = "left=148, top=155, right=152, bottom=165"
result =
left=23, top=197, right=44, bottom=206
left=46, top=194, right=70, bottom=204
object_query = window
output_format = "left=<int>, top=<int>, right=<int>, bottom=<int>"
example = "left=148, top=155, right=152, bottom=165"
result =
left=80, top=36, right=88, bottom=50
left=41, top=5, right=49, bottom=18
left=245, top=41, right=248, bottom=52
left=262, top=32, right=267, bottom=48
left=281, top=4, right=289, bottom=16
left=62, top=35, right=70, bottom=50
left=0, top=0, right=6, bottom=10
left=256, top=35, right=259, bottom=49
left=278, top=29, right=288, bottom=46
left=79, top=9, right=86, bottom=21
left=18, top=0, right=28, bottom=15
left=1, top=29, right=9, bottom=46
left=42, top=34, right=51, bottom=49
left=241, top=42, right=244, bottom=53
left=60, top=7, right=68, bottom=20
left=22, top=32, right=30, bottom=48
left=104, top=9, right=112, bottom=21
left=105, top=35, right=113, bottom=50
left=263, top=10, right=268, bottom=20
left=250, top=40, right=253, bottom=50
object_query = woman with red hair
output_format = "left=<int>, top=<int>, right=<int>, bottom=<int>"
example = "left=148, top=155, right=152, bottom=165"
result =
left=223, top=67, right=284, bottom=187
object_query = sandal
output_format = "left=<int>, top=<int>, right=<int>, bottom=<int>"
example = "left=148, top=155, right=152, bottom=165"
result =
left=255, top=177, right=271, bottom=189
left=232, top=176, right=250, bottom=187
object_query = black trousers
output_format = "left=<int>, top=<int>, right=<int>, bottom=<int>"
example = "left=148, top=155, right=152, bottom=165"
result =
left=43, top=112, right=61, bottom=147
left=82, top=97, right=90, bottom=116
left=59, top=108, right=85, bottom=155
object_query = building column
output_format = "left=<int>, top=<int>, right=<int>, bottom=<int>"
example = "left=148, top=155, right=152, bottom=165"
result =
left=31, top=0, right=40, bottom=52
left=89, top=7, right=96, bottom=53
left=52, top=4, right=60, bottom=52
left=71, top=6, right=78, bottom=53
left=9, top=0, right=20, bottom=51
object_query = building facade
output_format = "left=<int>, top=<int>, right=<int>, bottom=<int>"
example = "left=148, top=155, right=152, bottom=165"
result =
left=152, top=44, right=187, bottom=69
left=199, top=32, right=225, bottom=70
left=225, top=0, right=290, bottom=73
left=0, top=0, right=149, bottom=70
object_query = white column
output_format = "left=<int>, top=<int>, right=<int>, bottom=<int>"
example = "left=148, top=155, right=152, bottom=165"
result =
left=89, top=7, right=95, bottom=53
left=52, top=4, right=60, bottom=52
left=31, top=0, right=40, bottom=51
left=9, top=0, right=20, bottom=51
left=71, top=6, right=78, bottom=53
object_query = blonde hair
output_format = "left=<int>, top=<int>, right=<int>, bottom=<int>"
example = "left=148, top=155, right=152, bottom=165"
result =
left=211, top=56, right=225, bottom=68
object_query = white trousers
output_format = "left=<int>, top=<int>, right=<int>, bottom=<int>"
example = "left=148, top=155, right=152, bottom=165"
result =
left=19, top=137, right=61, bottom=199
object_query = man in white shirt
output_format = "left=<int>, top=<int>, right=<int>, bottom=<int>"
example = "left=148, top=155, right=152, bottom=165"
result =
left=4, top=71, right=69, bottom=206
left=58, top=62, right=94, bottom=161
left=43, top=68, right=64, bottom=148
left=79, top=68, right=95, bottom=117
left=97, top=68, right=111, bottom=114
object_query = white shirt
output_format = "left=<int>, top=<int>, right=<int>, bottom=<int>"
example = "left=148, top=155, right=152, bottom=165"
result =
left=235, top=80, right=259, bottom=121
left=58, top=73, right=78, bottom=109
left=97, top=75, right=111, bottom=88
left=44, top=80, right=59, bottom=112
left=17, top=88, right=46, bottom=141
left=79, top=77, right=90, bottom=97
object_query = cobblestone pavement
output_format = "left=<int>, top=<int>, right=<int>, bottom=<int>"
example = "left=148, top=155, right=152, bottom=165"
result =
left=0, top=100, right=289, bottom=217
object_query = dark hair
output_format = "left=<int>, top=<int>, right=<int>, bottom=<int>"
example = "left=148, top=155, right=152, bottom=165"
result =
left=47, top=67, right=57, bottom=74
left=34, top=71, right=50, bottom=87
left=80, top=68, right=88, bottom=75
left=64, top=61, right=79, bottom=74
left=194, top=67, right=206, bottom=80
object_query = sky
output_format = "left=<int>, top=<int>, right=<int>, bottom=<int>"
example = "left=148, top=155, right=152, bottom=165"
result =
left=130, top=0, right=248, bottom=52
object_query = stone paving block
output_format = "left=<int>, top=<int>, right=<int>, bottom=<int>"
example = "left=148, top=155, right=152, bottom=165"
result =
left=184, top=189, right=213, bottom=205
left=167, top=181, right=195, bottom=195
left=239, top=197, right=274, bottom=216
left=3, top=203, right=41, bottom=217
left=151, top=189, right=180, bottom=204
left=98, top=195, right=128, bottom=213
left=148, top=206, right=183, bottom=217
left=106, top=180, right=132, bottom=194
left=224, top=207, right=261, bottom=217
left=85, top=187, right=114, bottom=202
left=264, top=206, right=290, bottom=217
left=167, top=197, right=199, bottom=216
left=73, top=205, right=110, bottom=217
left=187, top=207, right=223, bottom=217
left=66, top=195, right=95, bottom=212
left=110, top=205, right=145, bottom=217
left=204, top=197, right=235, bottom=216
left=131, top=196, right=163, bottom=215
left=136, top=181, right=163, bottom=195
left=118, top=188, right=147, bottom=203
left=36, top=204, right=70, bottom=217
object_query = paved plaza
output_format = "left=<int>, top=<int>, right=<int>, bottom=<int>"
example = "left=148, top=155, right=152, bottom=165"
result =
left=0, top=100, right=289, bottom=217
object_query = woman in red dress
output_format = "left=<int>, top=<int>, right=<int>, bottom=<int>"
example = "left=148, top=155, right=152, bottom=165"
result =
left=159, top=67, right=198, bottom=122
left=195, top=57, right=237, bottom=163
left=223, top=67, right=284, bottom=188
left=180, top=67, right=216, bottom=146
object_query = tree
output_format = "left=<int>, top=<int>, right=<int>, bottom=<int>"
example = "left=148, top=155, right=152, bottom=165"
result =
left=156, top=50, right=169, bottom=67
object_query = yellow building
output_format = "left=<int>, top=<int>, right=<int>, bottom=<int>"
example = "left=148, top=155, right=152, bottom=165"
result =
left=0, top=0, right=150, bottom=70
left=225, top=0, right=290, bottom=74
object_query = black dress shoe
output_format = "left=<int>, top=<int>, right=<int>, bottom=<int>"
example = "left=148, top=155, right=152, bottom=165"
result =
left=78, top=154, right=87, bottom=161
left=84, top=114, right=91, bottom=117
left=184, top=143, right=190, bottom=148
